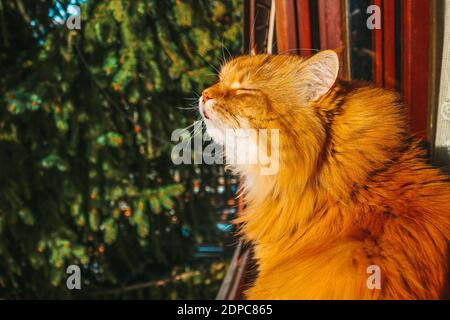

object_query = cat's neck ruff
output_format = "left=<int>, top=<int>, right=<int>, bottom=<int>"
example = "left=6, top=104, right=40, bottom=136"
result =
left=234, top=82, right=409, bottom=259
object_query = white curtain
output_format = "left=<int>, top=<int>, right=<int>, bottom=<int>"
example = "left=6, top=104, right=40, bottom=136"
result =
left=434, top=0, right=450, bottom=168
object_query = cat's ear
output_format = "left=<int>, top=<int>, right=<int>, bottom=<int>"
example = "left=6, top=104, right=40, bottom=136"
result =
left=298, top=50, right=339, bottom=102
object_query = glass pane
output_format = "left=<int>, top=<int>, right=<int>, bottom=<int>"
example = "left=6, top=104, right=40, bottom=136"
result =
left=348, top=0, right=373, bottom=81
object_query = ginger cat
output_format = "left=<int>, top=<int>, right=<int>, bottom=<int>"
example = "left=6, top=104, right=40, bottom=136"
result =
left=199, top=51, right=450, bottom=299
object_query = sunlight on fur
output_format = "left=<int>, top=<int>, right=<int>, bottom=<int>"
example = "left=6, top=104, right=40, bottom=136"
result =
left=199, top=50, right=450, bottom=299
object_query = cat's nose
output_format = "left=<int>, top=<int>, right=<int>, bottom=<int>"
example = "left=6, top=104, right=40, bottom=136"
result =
left=202, top=90, right=213, bottom=104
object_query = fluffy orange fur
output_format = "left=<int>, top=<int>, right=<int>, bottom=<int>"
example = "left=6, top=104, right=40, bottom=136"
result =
left=200, top=51, right=450, bottom=299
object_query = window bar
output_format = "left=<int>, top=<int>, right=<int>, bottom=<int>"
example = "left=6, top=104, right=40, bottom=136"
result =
left=372, top=0, right=383, bottom=87
left=383, top=0, right=396, bottom=89
left=244, top=0, right=256, bottom=54
left=318, top=0, right=345, bottom=78
left=275, top=0, right=299, bottom=54
left=401, top=0, right=431, bottom=138
left=296, top=0, right=313, bottom=56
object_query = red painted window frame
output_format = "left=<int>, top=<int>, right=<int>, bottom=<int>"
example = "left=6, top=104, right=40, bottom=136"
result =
left=275, top=0, right=298, bottom=54
left=296, top=0, right=313, bottom=56
left=400, top=0, right=430, bottom=139
left=250, top=0, right=431, bottom=138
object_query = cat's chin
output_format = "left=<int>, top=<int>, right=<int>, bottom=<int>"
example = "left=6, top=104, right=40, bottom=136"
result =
left=204, top=120, right=226, bottom=146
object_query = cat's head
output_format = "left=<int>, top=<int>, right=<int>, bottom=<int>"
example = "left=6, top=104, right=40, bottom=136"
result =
left=199, top=50, right=339, bottom=139
left=198, top=50, right=339, bottom=176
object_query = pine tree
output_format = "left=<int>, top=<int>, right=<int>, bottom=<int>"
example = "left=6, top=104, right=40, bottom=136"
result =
left=0, top=0, right=242, bottom=298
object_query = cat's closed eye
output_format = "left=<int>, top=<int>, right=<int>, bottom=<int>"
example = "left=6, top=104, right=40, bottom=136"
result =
left=235, top=88, right=260, bottom=95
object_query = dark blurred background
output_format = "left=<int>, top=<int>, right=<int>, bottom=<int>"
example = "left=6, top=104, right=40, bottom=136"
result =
left=0, top=0, right=242, bottom=299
